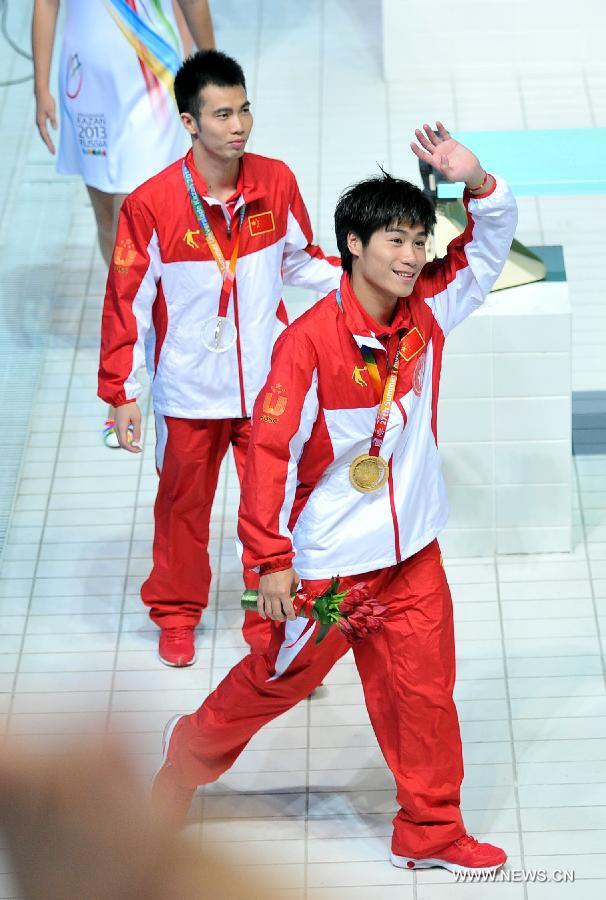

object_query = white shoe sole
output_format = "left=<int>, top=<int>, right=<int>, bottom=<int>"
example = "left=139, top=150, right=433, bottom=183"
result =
left=103, top=424, right=134, bottom=449
left=157, top=649, right=197, bottom=668
left=158, top=713, right=186, bottom=772
left=390, top=851, right=504, bottom=874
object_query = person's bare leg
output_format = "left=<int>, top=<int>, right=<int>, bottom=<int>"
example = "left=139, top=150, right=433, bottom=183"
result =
left=173, top=0, right=194, bottom=55
left=112, top=192, right=128, bottom=234
left=86, top=185, right=114, bottom=267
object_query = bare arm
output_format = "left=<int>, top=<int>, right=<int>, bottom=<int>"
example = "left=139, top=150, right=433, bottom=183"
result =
left=173, top=0, right=193, bottom=55
left=32, top=0, right=60, bottom=153
left=176, top=0, right=215, bottom=50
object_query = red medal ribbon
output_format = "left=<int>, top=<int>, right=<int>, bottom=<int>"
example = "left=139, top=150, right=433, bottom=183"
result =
left=335, top=289, right=425, bottom=461
left=183, top=161, right=245, bottom=319
left=367, top=327, right=426, bottom=458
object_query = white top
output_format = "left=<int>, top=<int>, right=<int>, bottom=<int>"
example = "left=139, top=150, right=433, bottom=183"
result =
left=57, top=0, right=188, bottom=193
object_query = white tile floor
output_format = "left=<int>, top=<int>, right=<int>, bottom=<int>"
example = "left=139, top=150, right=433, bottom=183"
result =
left=2, top=0, right=606, bottom=897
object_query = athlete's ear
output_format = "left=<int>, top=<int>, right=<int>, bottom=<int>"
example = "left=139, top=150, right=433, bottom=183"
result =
left=347, top=231, right=361, bottom=261
left=180, top=112, right=198, bottom=137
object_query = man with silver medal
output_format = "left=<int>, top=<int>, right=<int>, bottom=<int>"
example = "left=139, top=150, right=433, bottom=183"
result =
left=99, top=51, right=341, bottom=667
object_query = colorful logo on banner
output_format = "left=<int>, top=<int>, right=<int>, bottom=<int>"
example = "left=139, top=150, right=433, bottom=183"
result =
left=65, top=53, right=83, bottom=100
left=77, top=113, right=108, bottom=157
left=103, top=0, right=182, bottom=120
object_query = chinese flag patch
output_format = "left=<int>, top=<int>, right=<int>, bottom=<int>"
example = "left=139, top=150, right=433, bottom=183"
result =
left=248, top=210, right=275, bottom=237
left=401, top=327, right=425, bottom=361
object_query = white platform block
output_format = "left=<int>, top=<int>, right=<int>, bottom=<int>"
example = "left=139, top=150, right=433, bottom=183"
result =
left=439, top=270, right=572, bottom=557
left=382, top=0, right=600, bottom=78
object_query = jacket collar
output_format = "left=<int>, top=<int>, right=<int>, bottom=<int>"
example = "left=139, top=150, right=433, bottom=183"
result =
left=184, top=148, right=267, bottom=210
left=337, top=272, right=412, bottom=351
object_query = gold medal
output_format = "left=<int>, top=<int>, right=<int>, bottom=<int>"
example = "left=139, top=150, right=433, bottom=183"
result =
left=349, top=453, right=389, bottom=493
left=335, top=290, right=423, bottom=496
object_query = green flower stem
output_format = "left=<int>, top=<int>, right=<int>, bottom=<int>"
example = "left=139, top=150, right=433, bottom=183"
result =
left=241, top=581, right=345, bottom=626
left=241, top=589, right=321, bottom=621
left=241, top=589, right=262, bottom=611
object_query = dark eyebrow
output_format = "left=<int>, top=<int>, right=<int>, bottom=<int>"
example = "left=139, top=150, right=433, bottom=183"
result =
left=214, top=102, right=250, bottom=115
left=386, top=226, right=427, bottom=238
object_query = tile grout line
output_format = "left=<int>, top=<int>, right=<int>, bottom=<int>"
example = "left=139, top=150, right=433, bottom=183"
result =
left=104, top=384, right=152, bottom=736
left=200, top=420, right=233, bottom=835
left=573, top=455, right=606, bottom=692
left=583, top=66, right=597, bottom=129
left=302, top=3, right=326, bottom=896
left=5, top=226, right=97, bottom=734
left=493, top=556, right=528, bottom=899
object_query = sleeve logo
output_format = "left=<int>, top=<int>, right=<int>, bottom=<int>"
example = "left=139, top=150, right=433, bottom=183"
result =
left=248, top=210, right=275, bottom=237
left=413, top=352, right=426, bottom=396
left=261, top=382, right=287, bottom=423
left=113, top=238, right=137, bottom=273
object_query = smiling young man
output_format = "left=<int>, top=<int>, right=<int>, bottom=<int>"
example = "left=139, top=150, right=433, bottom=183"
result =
left=153, top=124, right=518, bottom=874
left=98, top=50, right=341, bottom=666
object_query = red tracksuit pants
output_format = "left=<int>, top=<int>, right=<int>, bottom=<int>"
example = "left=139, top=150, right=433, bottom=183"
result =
left=168, top=540, right=466, bottom=857
left=140, top=415, right=267, bottom=651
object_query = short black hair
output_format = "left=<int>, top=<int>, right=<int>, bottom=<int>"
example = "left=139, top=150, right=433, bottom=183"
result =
left=334, top=171, right=436, bottom=274
left=174, top=50, right=246, bottom=119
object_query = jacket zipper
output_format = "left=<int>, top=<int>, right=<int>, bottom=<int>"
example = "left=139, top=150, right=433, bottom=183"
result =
left=224, top=203, right=246, bottom=417
left=388, top=458, right=402, bottom=563
left=385, top=340, right=404, bottom=564
left=232, top=279, right=247, bottom=417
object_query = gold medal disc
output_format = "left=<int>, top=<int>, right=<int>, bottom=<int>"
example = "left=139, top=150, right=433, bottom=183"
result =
left=349, top=453, right=389, bottom=493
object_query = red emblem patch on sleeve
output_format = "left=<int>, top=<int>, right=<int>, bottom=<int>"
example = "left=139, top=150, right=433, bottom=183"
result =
left=261, top=383, right=287, bottom=423
left=413, top=352, right=426, bottom=396
left=248, top=210, right=275, bottom=237
left=113, top=238, right=137, bottom=273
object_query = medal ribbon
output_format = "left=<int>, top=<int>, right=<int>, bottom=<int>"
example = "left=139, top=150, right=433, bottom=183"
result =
left=368, top=341, right=403, bottom=458
left=335, top=288, right=422, bottom=461
left=359, top=346, right=382, bottom=402
left=182, top=161, right=245, bottom=318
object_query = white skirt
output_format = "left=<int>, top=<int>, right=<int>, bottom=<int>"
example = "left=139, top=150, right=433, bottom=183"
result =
left=57, top=0, right=188, bottom=194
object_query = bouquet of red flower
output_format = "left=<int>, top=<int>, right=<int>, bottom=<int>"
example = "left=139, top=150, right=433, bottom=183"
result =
left=241, top=577, right=388, bottom=644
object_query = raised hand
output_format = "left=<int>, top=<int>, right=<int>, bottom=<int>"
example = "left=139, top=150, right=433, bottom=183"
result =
left=410, top=121, right=485, bottom=188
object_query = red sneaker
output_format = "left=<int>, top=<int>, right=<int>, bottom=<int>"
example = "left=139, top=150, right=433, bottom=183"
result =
left=391, top=834, right=507, bottom=874
left=158, top=626, right=196, bottom=667
left=151, top=714, right=195, bottom=829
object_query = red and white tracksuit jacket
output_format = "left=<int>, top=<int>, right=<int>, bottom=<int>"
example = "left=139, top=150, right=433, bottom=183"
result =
left=98, top=147, right=341, bottom=417
left=238, top=176, right=518, bottom=579
left=97, top=149, right=340, bottom=639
